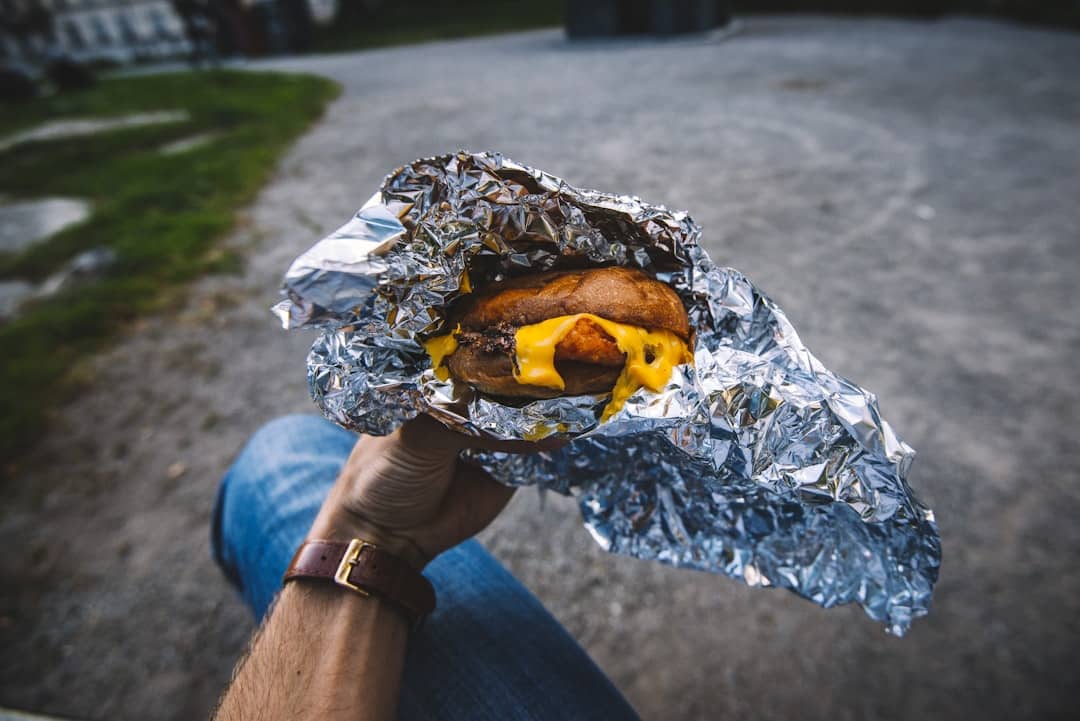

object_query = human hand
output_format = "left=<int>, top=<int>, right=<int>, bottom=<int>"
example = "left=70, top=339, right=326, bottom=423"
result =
left=308, top=416, right=549, bottom=569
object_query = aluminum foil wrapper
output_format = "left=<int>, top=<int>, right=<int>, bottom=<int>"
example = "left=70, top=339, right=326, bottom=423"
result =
left=274, top=151, right=941, bottom=635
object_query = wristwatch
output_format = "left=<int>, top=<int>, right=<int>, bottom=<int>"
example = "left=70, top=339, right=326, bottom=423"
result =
left=283, top=539, right=436, bottom=624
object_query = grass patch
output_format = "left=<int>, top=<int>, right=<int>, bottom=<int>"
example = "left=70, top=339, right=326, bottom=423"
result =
left=0, top=70, right=339, bottom=465
left=313, top=0, right=562, bottom=54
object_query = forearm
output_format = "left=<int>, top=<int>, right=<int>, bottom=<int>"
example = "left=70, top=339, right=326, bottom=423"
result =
left=214, top=418, right=518, bottom=720
left=214, top=581, right=409, bottom=721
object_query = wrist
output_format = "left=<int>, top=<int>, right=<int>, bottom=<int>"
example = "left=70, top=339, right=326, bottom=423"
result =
left=284, top=537, right=437, bottom=626
left=309, top=506, right=431, bottom=572
left=284, top=574, right=409, bottom=628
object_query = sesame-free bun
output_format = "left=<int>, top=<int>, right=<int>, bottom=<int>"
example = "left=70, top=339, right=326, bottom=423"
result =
left=444, top=267, right=689, bottom=399
left=453, top=267, right=689, bottom=340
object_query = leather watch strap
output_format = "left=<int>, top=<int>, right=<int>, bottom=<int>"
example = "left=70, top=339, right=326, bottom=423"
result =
left=284, top=539, right=436, bottom=622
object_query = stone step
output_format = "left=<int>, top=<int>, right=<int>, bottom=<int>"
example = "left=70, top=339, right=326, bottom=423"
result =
left=0, top=708, right=86, bottom=721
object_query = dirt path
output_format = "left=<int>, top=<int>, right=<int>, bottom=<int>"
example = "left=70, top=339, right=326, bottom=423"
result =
left=3, top=17, right=1080, bottom=721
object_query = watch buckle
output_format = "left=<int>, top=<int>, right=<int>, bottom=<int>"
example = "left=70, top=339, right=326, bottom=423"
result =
left=334, top=539, right=374, bottom=596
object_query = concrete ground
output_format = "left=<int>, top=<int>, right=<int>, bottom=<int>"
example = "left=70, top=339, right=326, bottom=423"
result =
left=2, top=16, right=1079, bottom=721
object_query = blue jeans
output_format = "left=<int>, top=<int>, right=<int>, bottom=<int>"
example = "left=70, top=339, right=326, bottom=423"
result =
left=212, top=414, right=641, bottom=721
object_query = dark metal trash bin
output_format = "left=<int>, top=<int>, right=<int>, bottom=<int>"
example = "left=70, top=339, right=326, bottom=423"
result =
left=565, top=0, right=728, bottom=38
left=564, top=0, right=621, bottom=38
left=651, top=0, right=715, bottom=34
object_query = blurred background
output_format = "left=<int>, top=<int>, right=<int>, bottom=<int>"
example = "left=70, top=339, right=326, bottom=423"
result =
left=2, top=1, right=1079, bottom=67
left=2, top=2, right=1078, bottom=720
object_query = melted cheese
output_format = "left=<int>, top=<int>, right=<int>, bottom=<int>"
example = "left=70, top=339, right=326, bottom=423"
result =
left=513, top=313, right=693, bottom=421
left=423, top=325, right=459, bottom=381
left=523, top=422, right=570, bottom=442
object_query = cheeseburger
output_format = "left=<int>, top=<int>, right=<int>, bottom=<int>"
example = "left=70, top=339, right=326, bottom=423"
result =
left=424, top=267, right=693, bottom=420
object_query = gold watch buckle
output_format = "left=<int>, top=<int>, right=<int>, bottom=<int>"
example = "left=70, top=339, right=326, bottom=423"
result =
left=334, top=539, right=376, bottom=596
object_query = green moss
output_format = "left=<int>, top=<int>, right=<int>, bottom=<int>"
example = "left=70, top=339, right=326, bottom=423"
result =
left=0, top=70, right=339, bottom=463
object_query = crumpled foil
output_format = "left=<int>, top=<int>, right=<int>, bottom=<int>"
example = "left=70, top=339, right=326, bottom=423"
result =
left=274, top=151, right=941, bottom=635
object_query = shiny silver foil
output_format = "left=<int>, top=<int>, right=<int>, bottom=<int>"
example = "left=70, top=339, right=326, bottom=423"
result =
left=274, top=151, right=940, bottom=635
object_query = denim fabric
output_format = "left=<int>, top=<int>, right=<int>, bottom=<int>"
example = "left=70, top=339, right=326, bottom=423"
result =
left=212, top=414, right=642, bottom=721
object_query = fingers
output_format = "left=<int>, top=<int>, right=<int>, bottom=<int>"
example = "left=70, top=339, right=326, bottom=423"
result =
left=470, top=435, right=570, bottom=454
left=411, top=460, right=517, bottom=556
left=347, top=416, right=531, bottom=531
left=340, top=417, right=540, bottom=560
left=400, top=414, right=570, bottom=456
left=396, top=415, right=468, bottom=459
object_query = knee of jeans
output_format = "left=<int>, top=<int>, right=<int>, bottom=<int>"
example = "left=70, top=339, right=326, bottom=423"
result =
left=220, top=414, right=337, bottom=513
left=212, top=415, right=329, bottom=571
left=253, top=414, right=335, bottom=458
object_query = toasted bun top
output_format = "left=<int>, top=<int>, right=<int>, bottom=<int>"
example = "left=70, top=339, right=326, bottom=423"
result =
left=452, top=267, right=690, bottom=340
